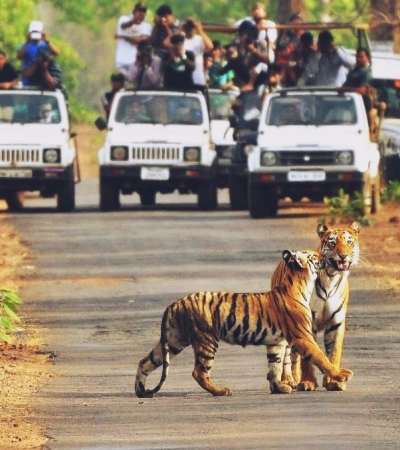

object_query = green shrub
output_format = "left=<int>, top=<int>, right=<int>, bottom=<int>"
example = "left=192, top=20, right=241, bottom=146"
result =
left=0, top=289, right=22, bottom=343
left=381, top=180, right=400, bottom=205
left=319, top=189, right=375, bottom=226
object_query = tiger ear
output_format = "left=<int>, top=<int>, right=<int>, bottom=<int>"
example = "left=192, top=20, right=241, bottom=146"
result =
left=316, top=223, right=328, bottom=238
left=349, top=221, right=361, bottom=235
left=282, top=249, right=294, bottom=265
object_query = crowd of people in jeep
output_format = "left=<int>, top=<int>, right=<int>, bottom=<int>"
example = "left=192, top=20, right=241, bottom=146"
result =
left=0, top=1, right=373, bottom=120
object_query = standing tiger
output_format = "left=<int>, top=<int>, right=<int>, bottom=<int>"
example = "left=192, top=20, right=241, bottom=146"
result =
left=135, top=250, right=353, bottom=398
left=271, top=222, right=360, bottom=391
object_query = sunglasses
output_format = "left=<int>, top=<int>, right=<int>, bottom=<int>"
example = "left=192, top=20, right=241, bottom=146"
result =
left=136, top=7, right=147, bottom=12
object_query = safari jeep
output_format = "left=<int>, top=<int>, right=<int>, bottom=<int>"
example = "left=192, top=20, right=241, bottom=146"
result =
left=246, top=88, right=382, bottom=218
left=96, top=89, right=217, bottom=211
left=0, top=87, right=78, bottom=212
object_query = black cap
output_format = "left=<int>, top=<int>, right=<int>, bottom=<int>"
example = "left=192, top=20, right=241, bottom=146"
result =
left=237, top=20, right=258, bottom=39
left=170, top=33, right=185, bottom=45
left=288, top=12, right=302, bottom=22
left=156, top=4, right=172, bottom=16
left=137, top=38, right=152, bottom=53
left=111, top=73, right=125, bottom=83
left=183, top=19, right=196, bottom=29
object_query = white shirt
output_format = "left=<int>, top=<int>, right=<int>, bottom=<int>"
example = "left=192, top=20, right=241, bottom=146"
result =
left=184, top=35, right=206, bottom=86
left=115, top=15, right=152, bottom=68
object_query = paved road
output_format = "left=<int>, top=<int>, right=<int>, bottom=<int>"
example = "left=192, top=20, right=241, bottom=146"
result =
left=11, top=180, right=400, bottom=449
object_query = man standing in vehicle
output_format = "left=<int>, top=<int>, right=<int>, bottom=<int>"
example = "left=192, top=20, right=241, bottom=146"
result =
left=114, top=2, right=152, bottom=75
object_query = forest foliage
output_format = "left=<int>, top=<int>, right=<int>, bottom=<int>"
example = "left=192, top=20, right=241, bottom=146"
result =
left=0, top=0, right=372, bottom=120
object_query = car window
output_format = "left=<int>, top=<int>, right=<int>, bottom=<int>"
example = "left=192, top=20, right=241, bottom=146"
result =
left=115, top=94, right=203, bottom=125
left=0, top=94, right=61, bottom=124
left=265, top=94, right=357, bottom=126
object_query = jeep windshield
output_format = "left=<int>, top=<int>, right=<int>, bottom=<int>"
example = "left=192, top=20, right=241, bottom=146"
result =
left=0, top=93, right=61, bottom=124
left=265, top=94, right=357, bottom=126
left=114, top=94, right=203, bottom=125
left=209, top=90, right=237, bottom=120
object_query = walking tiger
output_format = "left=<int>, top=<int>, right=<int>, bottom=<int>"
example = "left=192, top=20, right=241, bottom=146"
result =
left=135, top=249, right=353, bottom=397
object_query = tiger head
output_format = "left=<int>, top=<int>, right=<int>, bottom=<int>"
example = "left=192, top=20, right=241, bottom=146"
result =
left=317, top=222, right=361, bottom=272
left=282, top=249, right=323, bottom=280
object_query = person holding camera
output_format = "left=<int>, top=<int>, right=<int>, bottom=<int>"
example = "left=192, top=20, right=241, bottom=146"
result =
left=22, top=47, right=63, bottom=90
left=114, top=2, right=152, bottom=75
left=17, top=20, right=59, bottom=86
left=127, top=39, right=163, bottom=89
left=178, top=18, right=213, bottom=91
left=163, top=33, right=195, bottom=90
left=0, top=50, right=19, bottom=90
left=150, top=4, right=179, bottom=60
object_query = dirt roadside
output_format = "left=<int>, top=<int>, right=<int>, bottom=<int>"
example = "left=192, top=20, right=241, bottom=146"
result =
left=0, top=125, right=399, bottom=449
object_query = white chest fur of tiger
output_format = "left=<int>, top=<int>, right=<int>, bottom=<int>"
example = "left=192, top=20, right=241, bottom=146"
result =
left=271, top=222, right=360, bottom=392
left=135, top=250, right=353, bottom=398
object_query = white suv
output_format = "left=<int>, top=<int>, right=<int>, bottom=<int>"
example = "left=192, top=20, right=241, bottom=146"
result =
left=96, top=89, right=217, bottom=211
left=0, top=88, right=78, bottom=212
left=247, top=88, right=381, bottom=218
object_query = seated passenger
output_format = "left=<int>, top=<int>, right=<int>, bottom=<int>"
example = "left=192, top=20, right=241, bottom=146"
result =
left=323, top=107, right=354, bottom=124
left=39, top=103, right=58, bottom=123
left=122, top=99, right=151, bottom=122
left=275, top=103, right=303, bottom=125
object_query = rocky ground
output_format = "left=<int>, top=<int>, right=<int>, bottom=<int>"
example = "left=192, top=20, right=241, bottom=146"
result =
left=0, top=125, right=399, bottom=448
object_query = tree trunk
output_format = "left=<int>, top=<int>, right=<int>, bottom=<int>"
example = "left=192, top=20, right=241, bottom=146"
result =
left=277, top=0, right=306, bottom=23
left=370, top=0, right=393, bottom=41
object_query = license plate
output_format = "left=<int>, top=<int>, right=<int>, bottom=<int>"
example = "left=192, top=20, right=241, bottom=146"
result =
left=140, top=167, right=170, bottom=181
left=288, top=171, right=326, bottom=182
left=0, top=169, right=33, bottom=178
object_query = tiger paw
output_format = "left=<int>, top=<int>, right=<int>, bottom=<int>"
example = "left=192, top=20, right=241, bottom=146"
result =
left=323, top=379, right=347, bottom=391
left=330, top=368, right=353, bottom=383
left=297, top=380, right=318, bottom=391
left=212, top=387, right=232, bottom=396
left=281, top=375, right=297, bottom=389
left=270, top=381, right=292, bottom=394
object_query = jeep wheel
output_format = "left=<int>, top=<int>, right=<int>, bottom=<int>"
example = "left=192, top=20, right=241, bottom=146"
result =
left=5, top=192, right=25, bottom=212
left=140, top=190, right=156, bottom=206
left=100, top=177, right=119, bottom=211
left=57, top=166, right=75, bottom=212
left=229, top=175, right=248, bottom=210
left=198, top=180, right=218, bottom=211
left=248, top=183, right=278, bottom=219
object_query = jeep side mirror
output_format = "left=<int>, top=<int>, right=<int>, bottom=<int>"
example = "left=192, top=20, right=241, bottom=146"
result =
left=95, top=117, right=107, bottom=131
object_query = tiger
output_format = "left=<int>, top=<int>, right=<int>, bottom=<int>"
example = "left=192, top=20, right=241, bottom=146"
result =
left=270, top=222, right=361, bottom=392
left=135, top=250, right=353, bottom=398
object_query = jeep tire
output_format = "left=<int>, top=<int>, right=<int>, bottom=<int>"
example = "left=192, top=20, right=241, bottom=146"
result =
left=140, top=190, right=156, bottom=206
left=5, top=192, right=25, bottom=212
left=248, top=183, right=278, bottom=219
left=57, top=165, right=75, bottom=212
left=229, top=175, right=248, bottom=210
left=198, top=180, right=218, bottom=211
left=100, top=176, right=119, bottom=212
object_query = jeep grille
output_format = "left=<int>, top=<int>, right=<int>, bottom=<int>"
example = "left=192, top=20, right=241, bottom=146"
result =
left=132, top=145, right=181, bottom=161
left=279, top=151, right=336, bottom=165
left=0, top=149, right=41, bottom=163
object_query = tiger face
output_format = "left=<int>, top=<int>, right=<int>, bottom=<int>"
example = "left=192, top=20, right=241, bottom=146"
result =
left=317, top=222, right=361, bottom=272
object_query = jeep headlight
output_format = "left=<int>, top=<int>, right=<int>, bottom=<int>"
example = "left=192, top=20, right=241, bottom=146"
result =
left=261, top=151, right=277, bottom=166
left=43, top=148, right=60, bottom=163
left=111, top=146, right=128, bottom=161
left=184, top=147, right=200, bottom=162
left=337, top=151, right=353, bottom=165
